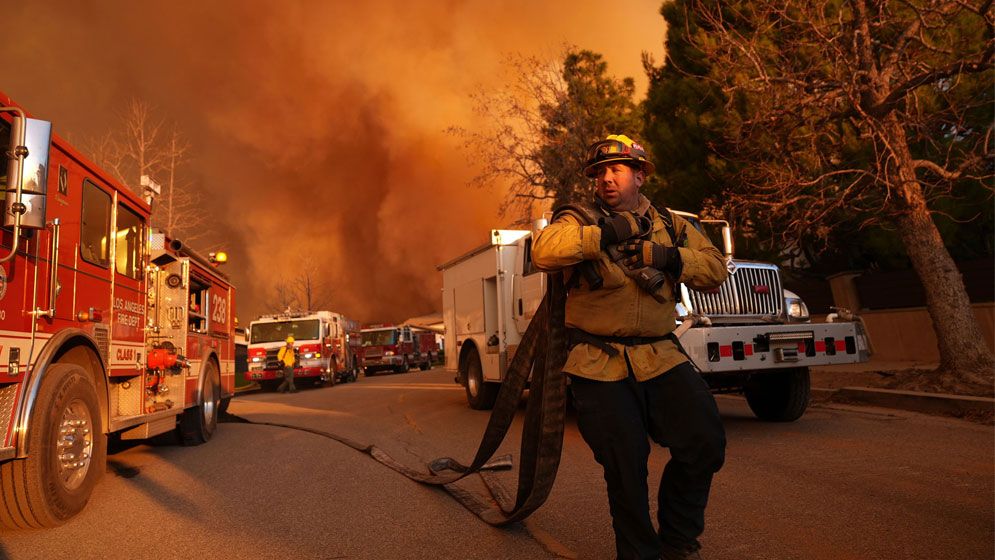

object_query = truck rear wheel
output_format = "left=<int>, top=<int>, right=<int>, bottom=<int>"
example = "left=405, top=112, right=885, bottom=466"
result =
left=396, top=357, right=410, bottom=374
left=744, top=367, right=810, bottom=422
left=0, top=363, right=106, bottom=528
left=179, top=360, right=220, bottom=445
left=463, top=346, right=498, bottom=410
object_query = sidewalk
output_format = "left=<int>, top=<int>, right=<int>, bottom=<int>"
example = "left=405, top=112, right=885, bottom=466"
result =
left=809, top=360, right=993, bottom=422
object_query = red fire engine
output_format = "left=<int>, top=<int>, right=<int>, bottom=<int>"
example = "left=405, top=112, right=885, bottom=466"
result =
left=246, top=310, right=361, bottom=387
left=0, top=94, right=236, bottom=528
left=360, top=324, right=437, bottom=374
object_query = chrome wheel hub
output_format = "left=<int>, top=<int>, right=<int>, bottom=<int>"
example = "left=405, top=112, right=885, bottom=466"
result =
left=57, top=399, right=93, bottom=490
left=202, top=377, right=217, bottom=426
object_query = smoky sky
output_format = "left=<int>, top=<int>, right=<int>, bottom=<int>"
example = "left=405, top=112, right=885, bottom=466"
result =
left=2, top=0, right=666, bottom=324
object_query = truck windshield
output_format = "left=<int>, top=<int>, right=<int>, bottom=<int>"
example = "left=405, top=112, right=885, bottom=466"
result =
left=362, top=330, right=396, bottom=346
left=250, top=319, right=320, bottom=343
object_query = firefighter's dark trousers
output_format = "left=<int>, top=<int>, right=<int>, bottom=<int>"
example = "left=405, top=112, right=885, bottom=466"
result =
left=569, top=361, right=726, bottom=560
left=277, top=365, right=297, bottom=393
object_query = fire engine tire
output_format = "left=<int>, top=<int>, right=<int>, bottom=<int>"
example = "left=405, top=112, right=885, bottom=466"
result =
left=463, top=347, right=498, bottom=410
left=396, top=358, right=410, bottom=374
left=260, top=379, right=282, bottom=392
left=179, top=360, right=220, bottom=446
left=0, top=363, right=106, bottom=529
left=743, top=367, right=811, bottom=422
left=419, top=360, right=430, bottom=371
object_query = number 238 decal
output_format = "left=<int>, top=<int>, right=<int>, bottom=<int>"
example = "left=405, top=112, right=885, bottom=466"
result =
left=211, top=294, right=227, bottom=325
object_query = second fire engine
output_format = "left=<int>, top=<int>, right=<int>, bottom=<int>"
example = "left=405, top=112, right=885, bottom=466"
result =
left=246, top=310, right=361, bottom=387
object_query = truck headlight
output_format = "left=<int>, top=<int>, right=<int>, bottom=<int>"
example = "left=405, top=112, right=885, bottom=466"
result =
left=251, top=356, right=262, bottom=362
left=384, top=351, right=394, bottom=356
left=303, top=352, right=314, bottom=359
left=786, top=298, right=809, bottom=321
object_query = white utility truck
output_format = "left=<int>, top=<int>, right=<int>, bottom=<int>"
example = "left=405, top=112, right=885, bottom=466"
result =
left=438, top=214, right=871, bottom=421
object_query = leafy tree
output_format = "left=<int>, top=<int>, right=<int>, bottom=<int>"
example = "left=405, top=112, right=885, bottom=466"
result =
left=452, top=48, right=643, bottom=222
left=646, top=0, right=993, bottom=389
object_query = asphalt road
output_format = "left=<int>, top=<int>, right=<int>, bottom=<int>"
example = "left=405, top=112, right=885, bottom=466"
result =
left=0, top=368, right=991, bottom=560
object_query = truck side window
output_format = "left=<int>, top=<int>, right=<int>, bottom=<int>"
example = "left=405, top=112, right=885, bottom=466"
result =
left=115, top=204, right=144, bottom=279
left=188, top=278, right=209, bottom=333
left=80, top=180, right=111, bottom=267
left=523, top=239, right=538, bottom=276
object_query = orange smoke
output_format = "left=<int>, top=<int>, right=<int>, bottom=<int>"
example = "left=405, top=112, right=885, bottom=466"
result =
left=0, top=0, right=665, bottom=323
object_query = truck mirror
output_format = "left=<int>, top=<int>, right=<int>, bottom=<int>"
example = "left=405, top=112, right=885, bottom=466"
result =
left=4, top=116, right=52, bottom=230
left=721, top=225, right=734, bottom=259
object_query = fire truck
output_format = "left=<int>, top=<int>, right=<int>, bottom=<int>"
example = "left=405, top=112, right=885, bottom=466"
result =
left=439, top=216, right=871, bottom=420
left=246, top=310, right=361, bottom=387
left=360, top=324, right=437, bottom=374
left=0, top=95, right=237, bottom=528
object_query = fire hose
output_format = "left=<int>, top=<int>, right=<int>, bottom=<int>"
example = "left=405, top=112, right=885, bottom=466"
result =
left=224, top=272, right=569, bottom=526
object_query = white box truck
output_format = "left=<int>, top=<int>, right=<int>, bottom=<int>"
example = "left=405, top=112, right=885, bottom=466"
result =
left=438, top=213, right=871, bottom=421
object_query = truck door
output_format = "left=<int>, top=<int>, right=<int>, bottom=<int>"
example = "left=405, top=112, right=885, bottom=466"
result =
left=109, top=200, right=147, bottom=377
left=512, top=237, right=545, bottom=334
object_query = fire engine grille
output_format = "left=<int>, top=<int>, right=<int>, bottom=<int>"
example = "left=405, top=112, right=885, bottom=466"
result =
left=93, top=326, right=110, bottom=366
left=364, top=347, right=383, bottom=358
left=686, top=263, right=783, bottom=317
left=265, top=348, right=283, bottom=369
left=0, top=384, right=18, bottom=446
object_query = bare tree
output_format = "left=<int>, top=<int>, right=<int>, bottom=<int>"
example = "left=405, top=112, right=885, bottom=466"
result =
left=152, top=128, right=207, bottom=244
left=83, top=98, right=210, bottom=245
left=270, top=279, right=300, bottom=314
left=450, top=48, right=643, bottom=222
left=681, top=0, right=993, bottom=389
left=267, top=258, right=331, bottom=313
left=121, top=99, right=166, bottom=192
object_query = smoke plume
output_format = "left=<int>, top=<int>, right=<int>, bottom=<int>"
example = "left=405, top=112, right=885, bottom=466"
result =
left=1, top=0, right=665, bottom=323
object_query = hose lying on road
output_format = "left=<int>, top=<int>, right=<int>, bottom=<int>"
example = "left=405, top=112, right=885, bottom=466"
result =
left=225, top=272, right=569, bottom=527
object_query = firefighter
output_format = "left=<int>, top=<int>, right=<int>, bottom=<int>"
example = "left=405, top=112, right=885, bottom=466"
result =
left=531, top=134, right=729, bottom=560
left=277, top=336, right=298, bottom=393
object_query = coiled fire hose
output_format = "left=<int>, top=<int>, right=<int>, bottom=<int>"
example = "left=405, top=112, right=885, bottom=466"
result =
left=225, top=272, right=569, bottom=526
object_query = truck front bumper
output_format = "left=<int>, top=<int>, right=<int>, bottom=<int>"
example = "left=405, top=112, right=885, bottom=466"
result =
left=247, top=366, right=325, bottom=380
left=680, top=321, right=871, bottom=373
left=364, top=356, right=403, bottom=367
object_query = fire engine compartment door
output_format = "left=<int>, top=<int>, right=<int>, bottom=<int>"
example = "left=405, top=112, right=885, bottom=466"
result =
left=151, top=257, right=189, bottom=353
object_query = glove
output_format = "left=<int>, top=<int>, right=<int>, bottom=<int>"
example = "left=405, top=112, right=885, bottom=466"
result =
left=598, top=212, right=652, bottom=248
left=619, top=240, right=682, bottom=276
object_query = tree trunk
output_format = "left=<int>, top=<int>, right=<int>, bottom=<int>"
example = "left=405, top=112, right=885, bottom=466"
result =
left=886, top=119, right=994, bottom=390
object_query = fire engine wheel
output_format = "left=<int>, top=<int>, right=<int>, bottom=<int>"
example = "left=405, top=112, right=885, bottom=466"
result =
left=463, top=347, right=498, bottom=410
left=0, top=363, right=106, bottom=529
left=418, top=359, right=430, bottom=371
left=179, top=361, right=221, bottom=446
left=396, top=357, right=410, bottom=374
left=743, top=367, right=811, bottom=422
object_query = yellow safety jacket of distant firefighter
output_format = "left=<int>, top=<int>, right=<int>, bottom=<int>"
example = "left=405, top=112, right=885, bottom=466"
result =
left=277, top=345, right=296, bottom=368
left=531, top=195, right=728, bottom=382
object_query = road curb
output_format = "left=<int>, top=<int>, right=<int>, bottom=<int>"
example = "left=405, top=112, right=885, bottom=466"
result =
left=817, top=386, right=994, bottom=419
